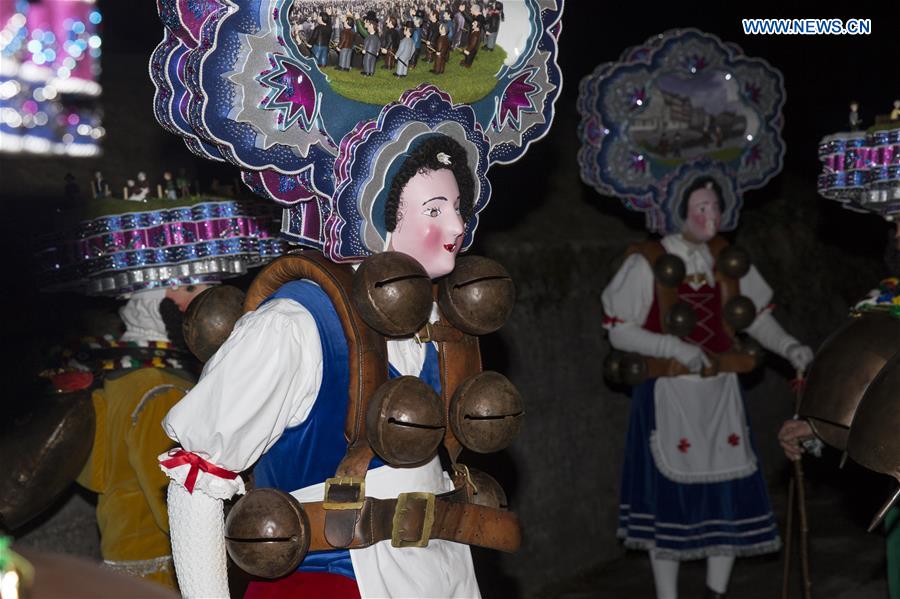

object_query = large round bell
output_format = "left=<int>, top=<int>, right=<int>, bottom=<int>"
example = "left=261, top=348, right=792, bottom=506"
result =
left=653, top=254, right=686, bottom=287
left=603, top=351, right=624, bottom=384
left=846, top=353, right=900, bottom=530
left=723, top=295, right=757, bottom=331
left=366, top=376, right=445, bottom=466
left=183, top=285, right=246, bottom=362
left=664, top=301, right=697, bottom=337
left=847, top=352, right=900, bottom=477
left=467, top=468, right=508, bottom=510
left=800, top=311, right=900, bottom=449
left=716, top=246, right=751, bottom=279
left=733, top=335, right=765, bottom=368
left=437, top=255, right=515, bottom=335
left=351, top=252, right=432, bottom=336
left=225, top=488, right=310, bottom=579
left=450, top=371, right=523, bottom=454
left=619, top=353, right=649, bottom=387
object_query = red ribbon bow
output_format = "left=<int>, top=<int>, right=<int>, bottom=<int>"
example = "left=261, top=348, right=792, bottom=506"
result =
left=160, top=449, right=238, bottom=494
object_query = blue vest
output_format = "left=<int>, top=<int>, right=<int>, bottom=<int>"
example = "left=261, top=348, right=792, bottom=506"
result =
left=253, top=280, right=441, bottom=579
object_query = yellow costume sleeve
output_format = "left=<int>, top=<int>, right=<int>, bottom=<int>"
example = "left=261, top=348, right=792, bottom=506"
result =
left=76, top=389, right=108, bottom=493
left=125, top=384, right=189, bottom=535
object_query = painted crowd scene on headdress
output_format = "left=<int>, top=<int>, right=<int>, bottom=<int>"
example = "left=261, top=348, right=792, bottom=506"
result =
left=283, top=0, right=533, bottom=105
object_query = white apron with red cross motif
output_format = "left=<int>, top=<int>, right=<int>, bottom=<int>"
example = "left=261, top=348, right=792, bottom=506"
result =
left=650, top=372, right=757, bottom=483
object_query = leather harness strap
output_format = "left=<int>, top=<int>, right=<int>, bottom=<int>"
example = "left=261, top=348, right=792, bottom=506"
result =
left=307, top=489, right=521, bottom=553
left=436, top=327, right=482, bottom=462
left=625, top=240, right=677, bottom=333
left=243, top=251, right=515, bottom=552
left=623, top=237, right=754, bottom=376
left=643, top=351, right=757, bottom=378
left=244, top=251, right=388, bottom=448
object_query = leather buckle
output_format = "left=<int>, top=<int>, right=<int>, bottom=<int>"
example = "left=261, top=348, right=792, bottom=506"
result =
left=322, top=477, right=366, bottom=510
left=453, top=463, right=479, bottom=495
left=415, top=323, right=433, bottom=345
left=391, top=492, right=435, bottom=548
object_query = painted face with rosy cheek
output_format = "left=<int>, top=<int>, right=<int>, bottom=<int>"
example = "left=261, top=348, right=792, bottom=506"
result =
left=388, top=168, right=465, bottom=279
left=682, top=187, right=722, bottom=243
left=165, top=283, right=211, bottom=312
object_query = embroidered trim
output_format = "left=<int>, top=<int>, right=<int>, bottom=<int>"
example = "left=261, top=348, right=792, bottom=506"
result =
left=618, top=531, right=782, bottom=560
left=132, top=384, right=191, bottom=425
left=648, top=429, right=758, bottom=484
left=102, top=555, right=173, bottom=577
left=623, top=523, right=778, bottom=541
left=618, top=510, right=774, bottom=530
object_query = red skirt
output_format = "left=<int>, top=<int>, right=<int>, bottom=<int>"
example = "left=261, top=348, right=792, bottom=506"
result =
left=244, top=572, right=361, bottom=599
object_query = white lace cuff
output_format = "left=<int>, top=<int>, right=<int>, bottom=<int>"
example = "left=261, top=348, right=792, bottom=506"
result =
left=158, top=450, right=246, bottom=501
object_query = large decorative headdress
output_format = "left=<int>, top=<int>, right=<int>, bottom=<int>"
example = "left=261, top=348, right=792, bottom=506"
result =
left=150, top=0, right=564, bottom=257
left=36, top=194, right=285, bottom=296
left=817, top=127, right=900, bottom=220
left=577, top=29, right=786, bottom=234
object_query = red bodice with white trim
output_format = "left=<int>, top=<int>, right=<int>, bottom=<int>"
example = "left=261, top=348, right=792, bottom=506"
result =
left=644, top=281, right=733, bottom=354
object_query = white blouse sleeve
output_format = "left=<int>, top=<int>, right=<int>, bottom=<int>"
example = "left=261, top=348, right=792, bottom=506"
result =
left=160, top=298, right=324, bottom=499
left=738, top=264, right=774, bottom=314
left=601, top=253, right=655, bottom=328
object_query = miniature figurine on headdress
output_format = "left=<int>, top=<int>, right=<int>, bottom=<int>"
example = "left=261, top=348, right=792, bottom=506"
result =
left=159, top=170, right=178, bottom=199
left=394, top=21, right=414, bottom=77
left=3, top=178, right=285, bottom=591
left=149, top=1, right=562, bottom=596
left=460, top=12, right=482, bottom=68
left=337, top=15, right=354, bottom=72
left=780, top=109, right=900, bottom=598
left=578, top=29, right=813, bottom=599
left=91, top=170, right=111, bottom=199
left=849, top=101, right=862, bottom=131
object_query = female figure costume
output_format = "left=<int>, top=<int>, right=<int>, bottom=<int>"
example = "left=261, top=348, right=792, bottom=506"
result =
left=578, top=29, right=813, bottom=598
left=148, top=1, right=563, bottom=596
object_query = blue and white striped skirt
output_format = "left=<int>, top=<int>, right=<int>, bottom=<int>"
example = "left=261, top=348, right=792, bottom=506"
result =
left=618, top=379, right=781, bottom=560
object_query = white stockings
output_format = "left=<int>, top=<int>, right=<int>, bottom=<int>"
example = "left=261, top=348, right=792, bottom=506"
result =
left=649, top=553, right=735, bottom=599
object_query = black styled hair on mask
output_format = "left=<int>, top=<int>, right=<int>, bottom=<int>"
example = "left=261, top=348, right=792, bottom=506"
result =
left=384, top=135, right=475, bottom=233
left=678, top=176, right=726, bottom=221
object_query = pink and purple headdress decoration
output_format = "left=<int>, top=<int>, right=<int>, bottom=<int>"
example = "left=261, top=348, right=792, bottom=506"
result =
left=817, top=127, right=900, bottom=220
left=150, top=0, right=564, bottom=259
left=577, top=29, right=786, bottom=234
left=1, top=0, right=104, bottom=156
left=36, top=198, right=285, bottom=296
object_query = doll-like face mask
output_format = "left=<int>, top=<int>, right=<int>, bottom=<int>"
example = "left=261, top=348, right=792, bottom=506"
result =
left=388, top=168, right=464, bottom=279
left=683, top=187, right=721, bottom=243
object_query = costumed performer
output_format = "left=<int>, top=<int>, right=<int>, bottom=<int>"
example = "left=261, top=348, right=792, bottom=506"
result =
left=780, top=120, right=900, bottom=598
left=578, top=29, right=813, bottom=599
left=4, top=182, right=283, bottom=590
left=148, top=1, right=563, bottom=593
